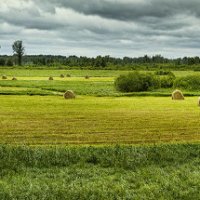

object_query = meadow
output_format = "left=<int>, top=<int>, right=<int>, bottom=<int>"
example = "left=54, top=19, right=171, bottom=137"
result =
left=0, top=68, right=200, bottom=199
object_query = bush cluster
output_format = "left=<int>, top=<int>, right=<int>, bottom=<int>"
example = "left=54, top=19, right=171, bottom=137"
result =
left=174, top=75, right=200, bottom=90
left=115, top=72, right=160, bottom=92
left=160, top=75, right=176, bottom=88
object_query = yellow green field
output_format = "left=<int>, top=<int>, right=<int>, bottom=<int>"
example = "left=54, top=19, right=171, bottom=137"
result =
left=1, top=95, right=200, bottom=145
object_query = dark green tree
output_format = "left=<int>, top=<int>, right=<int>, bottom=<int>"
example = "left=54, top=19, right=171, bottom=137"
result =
left=12, top=41, right=25, bottom=66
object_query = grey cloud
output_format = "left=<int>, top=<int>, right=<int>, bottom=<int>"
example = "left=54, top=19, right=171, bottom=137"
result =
left=1, top=0, right=200, bottom=58
left=44, top=0, right=200, bottom=21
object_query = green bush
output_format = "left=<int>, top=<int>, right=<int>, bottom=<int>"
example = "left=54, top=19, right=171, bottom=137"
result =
left=160, top=75, right=176, bottom=88
left=115, top=72, right=160, bottom=92
left=174, top=75, right=200, bottom=90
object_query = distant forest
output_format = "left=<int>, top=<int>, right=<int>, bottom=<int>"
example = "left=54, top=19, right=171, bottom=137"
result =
left=1, top=54, right=200, bottom=70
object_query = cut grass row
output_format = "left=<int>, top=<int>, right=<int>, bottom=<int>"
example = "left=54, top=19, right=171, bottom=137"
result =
left=0, top=95, right=200, bottom=145
left=1, top=68, right=200, bottom=77
left=0, top=69, right=132, bottom=77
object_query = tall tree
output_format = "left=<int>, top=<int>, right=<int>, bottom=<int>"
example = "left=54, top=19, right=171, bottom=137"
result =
left=12, top=41, right=25, bottom=66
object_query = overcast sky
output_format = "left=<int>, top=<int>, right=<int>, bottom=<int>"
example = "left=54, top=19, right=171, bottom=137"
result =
left=1, top=0, right=200, bottom=58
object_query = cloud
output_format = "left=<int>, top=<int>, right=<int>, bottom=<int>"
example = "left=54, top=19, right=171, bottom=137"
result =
left=0, top=0, right=200, bottom=57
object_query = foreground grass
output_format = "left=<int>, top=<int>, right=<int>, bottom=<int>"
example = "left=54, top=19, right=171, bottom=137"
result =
left=0, top=95, right=200, bottom=145
left=0, top=144, right=199, bottom=199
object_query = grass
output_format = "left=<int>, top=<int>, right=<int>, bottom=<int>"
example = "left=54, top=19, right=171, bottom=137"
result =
left=0, top=144, right=200, bottom=199
left=1, top=68, right=200, bottom=78
left=1, top=69, right=200, bottom=97
left=0, top=69, right=200, bottom=199
left=0, top=79, right=116, bottom=96
left=0, top=69, right=133, bottom=77
left=0, top=95, right=200, bottom=145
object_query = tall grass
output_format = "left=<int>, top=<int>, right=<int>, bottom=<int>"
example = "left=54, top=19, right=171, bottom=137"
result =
left=0, top=144, right=199, bottom=199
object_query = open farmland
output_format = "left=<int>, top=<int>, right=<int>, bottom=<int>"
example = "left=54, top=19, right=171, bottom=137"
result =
left=2, top=0, right=200, bottom=198
left=0, top=69, right=200, bottom=199
left=0, top=69, right=200, bottom=145
left=1, top=69, right=200, bottom=97
left=0, top=95, right=200, bottom=145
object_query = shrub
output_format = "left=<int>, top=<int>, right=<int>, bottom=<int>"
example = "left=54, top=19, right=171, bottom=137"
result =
left=160, top=75, right=176, bottom=88
left=115, top=72, right=160, bottom=92
left=174, top=75, right=200, bottom=90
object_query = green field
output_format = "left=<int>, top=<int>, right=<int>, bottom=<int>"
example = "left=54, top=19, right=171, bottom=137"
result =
left=1, top=68, right=200, bottom=77
left=1, top=69, right=200, bottom=97
left=0, top=95, right=200, bottom=145
left=0, top=69, right=200, bottom=199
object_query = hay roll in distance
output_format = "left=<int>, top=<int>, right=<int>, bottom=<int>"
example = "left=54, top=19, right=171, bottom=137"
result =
left=12, top=77, right=17, bottom=80
left=60, top=74, right=65, bottom=78
left=85, top=75, right=90, bottom=79
left=172, top=90, right=184, bottom=100
left=2, top=75, right=7, bottom=80
left=49, top=76, right=53, bottom=80
left=198, top=97, right=200, bottom=106
left=64, top=90, right=76, bottom=99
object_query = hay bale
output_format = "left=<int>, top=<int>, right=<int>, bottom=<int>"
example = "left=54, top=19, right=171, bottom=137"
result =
left=85, top=75, right=90, bottom=79
left=12, top=77, right=17, bottom=81
left=172, top=90, right=184, bottom=100
left=198, top=97, right=200, bottom=106
left=66, top=74, right=71, bottom=77
left=49, top=76, right=53, bottom=80
left=60, top=74, right=65, bottom=78
left=2, top=75, right=7, bottom=80
left=64, top=90, right=76, bottom=99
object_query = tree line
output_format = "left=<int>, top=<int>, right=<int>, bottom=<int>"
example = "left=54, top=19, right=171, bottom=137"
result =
left=1, top=41, right=200, bottom=70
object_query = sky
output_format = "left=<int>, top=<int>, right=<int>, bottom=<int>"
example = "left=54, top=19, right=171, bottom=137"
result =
left=1, top=0, right=200, bottom=58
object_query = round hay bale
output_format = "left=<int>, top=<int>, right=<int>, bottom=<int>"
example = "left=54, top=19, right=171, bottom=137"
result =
left=49, top=76, right=53, bottom=80
left=85, top=75, right=90, bottom=79
left=172, top=90, right=184, bottom=100
left=66, top=74, right=71, bottom=77
left=2, top=75, right=7, bottom=80
left=12, top=77, right=17, bottom=81
left=64, top=90, right=76, bottom=99
left=198, top=97, right=200, bottom=106
left=60, top=74, right=65, bottom=78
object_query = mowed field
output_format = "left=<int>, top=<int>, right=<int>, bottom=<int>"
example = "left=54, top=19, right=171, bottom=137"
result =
left=0, top=68, right=200, bottom=199
left=0, top=95, right=200, bottom=145
left=0, top=68, right=200, bottom=145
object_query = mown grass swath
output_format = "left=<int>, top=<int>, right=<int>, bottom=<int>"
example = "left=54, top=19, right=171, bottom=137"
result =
left=0, top=95, right=200, bottom=145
